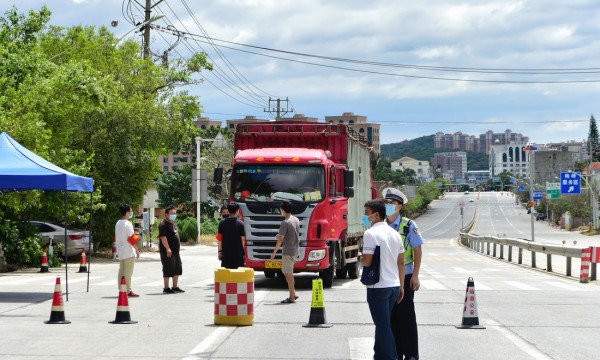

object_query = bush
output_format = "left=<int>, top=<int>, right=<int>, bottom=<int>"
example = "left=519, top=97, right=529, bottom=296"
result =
left=176, top=217, right=198, bottom=243
left=0, top=219, right=61, bottom=270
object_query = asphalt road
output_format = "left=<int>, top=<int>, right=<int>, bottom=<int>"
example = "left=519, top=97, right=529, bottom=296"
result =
left=0, top=191, right=599, bottom=359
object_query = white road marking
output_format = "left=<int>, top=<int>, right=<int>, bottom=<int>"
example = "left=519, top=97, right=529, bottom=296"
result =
left=420, top=279, right=448, bottom=290
left=485, top=318, right=552, bottom=360
left=183, top=289, right=269, bottom=359
left=348, top=337, right=373, bottom=360
left=504, top=281, right=539, bottom=291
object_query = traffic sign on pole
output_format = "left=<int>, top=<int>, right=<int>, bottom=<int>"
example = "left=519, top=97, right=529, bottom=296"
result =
left=533, top=190, right=543, bottom=200
left=560, top=172, right=581, bottom=194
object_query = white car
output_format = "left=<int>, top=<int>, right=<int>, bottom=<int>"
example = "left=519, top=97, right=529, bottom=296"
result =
left=469, top=198, right=475, bottom=202
left=29, top=221, right=91, bottom=257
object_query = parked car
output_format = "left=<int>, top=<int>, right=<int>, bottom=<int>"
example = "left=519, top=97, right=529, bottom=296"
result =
left=29, top=221, right=91, bottom=257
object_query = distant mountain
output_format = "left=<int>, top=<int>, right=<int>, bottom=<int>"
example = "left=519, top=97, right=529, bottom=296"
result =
left=380, top=135, right=489, bottom=171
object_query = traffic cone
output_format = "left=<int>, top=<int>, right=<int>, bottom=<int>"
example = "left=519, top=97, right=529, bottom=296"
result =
left=455, top=277, right=485, bottom=329
left=112, top=236, right=118, bottom=259
left=302, top=278, right=333, bottom=328
left=39, top=250, right=49, bottom=273
left=77, top=249, right=88, bottom=273
left=44, top=277, right=70, bottom=324
left=109, top=276, right=137, bottom=324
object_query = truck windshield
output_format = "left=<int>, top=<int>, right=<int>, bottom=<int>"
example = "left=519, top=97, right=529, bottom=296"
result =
left=232, top=165, right=325, bottom=203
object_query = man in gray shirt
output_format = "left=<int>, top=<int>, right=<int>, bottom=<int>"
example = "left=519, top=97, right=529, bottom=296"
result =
left=271, top=200, right=300, bottom=304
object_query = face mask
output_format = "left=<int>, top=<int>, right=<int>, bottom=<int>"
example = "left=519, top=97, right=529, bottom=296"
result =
left=169, top=214, right=177, bottom=221
left=362, top=214, right=372, bottom=228
left=129, top=212, right=134, bottom=219
left=222, top=215, right=229, bottom=219
left=385, top=204, right=397, bottom=216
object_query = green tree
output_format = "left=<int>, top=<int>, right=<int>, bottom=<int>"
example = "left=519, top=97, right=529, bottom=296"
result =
left=0, top=7, right=213, bottom=250
left=156, top=165, right=194, bottom=211
left=589, top=115, right=600, bottom=162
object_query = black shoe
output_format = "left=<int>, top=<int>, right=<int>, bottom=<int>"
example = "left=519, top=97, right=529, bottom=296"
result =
left=172, top=287, right=185, bottom=293
left=163, top=287, right=175, bottom=294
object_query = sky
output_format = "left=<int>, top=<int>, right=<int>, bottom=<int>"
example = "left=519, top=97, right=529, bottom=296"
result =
left=3, top=0, right=600, bottom=145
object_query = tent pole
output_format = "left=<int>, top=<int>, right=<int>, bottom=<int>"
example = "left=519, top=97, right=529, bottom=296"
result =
left=87, top=191, right=92, bottom=292
left=64, top=191, right=68, bottom=301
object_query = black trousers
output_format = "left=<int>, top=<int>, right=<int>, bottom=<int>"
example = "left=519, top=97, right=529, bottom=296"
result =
left=391, top=274, right=419, bottom=359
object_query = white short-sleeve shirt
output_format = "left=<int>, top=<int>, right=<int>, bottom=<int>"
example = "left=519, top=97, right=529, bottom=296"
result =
left=362, top=221, right=404, bottom=288
left=115, top=219, right=136, bottom=260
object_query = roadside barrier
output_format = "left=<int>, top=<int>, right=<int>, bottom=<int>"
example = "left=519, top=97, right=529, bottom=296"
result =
left=214, top=267, right=254, bottom=326
left=39, top=250, right=49, bottom=273
left=581, top=247, right=591, bottom=283
left=112, top=236, right=117, bottom=260
left=455, top=277, right=485, bottom=329
left=77, top=249, right=88, bottom=273
left=459, top=232, right=593, bottom=281
left=303, top=278, right=332, bottom=328
left=109, top=276, right=137, bottom=324
left=44, top=277, right=70, bottom=324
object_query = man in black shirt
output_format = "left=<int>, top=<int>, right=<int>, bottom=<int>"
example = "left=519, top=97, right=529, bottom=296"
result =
left=158, top=205, right=184, bottom=294
left=217, top=202, right=246, bottom=269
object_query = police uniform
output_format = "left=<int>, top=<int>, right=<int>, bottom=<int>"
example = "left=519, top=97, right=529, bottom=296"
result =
left=383, top=188, right=424, bottom=360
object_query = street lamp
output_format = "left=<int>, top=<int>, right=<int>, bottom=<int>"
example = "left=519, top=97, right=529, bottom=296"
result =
left=115, top=14, right=165, bottom=45
left=195, top=132, right=228, bottom=242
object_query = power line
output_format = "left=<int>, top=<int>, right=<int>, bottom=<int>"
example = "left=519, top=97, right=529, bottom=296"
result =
left=152, top=26, right=600, bottom=83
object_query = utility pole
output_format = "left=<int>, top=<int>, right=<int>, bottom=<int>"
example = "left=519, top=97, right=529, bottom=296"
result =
left=265, top=97, right=293, bottom=121
left=144, top=0, right=151, bottom=59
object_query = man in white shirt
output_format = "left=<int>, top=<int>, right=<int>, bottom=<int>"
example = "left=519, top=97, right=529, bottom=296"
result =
left=360, top=199, right=405, bottom=360
left=115, top=204, right=140, bottom=297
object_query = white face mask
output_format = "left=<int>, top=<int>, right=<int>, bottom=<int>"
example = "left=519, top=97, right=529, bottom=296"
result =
left=129, top=212, right=134, bottom=219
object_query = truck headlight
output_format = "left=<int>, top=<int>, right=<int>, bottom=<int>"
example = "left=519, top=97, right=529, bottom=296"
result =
left=308, top=249, right=326, bottom=261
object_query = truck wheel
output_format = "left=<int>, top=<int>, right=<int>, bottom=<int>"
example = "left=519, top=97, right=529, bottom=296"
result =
left=320, top=266, right=334, bottom=288
left=347, top=261, right=359, bottom=279
left=264, top=270, right=276, bottom=278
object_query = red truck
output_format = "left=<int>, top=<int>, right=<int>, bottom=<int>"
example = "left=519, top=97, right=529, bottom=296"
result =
left=228, top=121, right=374, bottom=287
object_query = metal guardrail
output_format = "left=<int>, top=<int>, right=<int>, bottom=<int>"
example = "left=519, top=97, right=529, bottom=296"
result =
left=458, top=232, right=596, bottom=281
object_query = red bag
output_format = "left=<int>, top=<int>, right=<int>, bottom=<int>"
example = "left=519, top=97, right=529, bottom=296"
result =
left=127, top=234, right=140, bottom=246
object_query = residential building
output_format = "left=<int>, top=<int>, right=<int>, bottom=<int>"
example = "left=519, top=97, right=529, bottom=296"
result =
left=325, top=112, right=381, bottom=155
left=531, top=144, right=584, bottom=185
left=435, top=129, right=529, bottom=154
left=489, top=143, right=529, bottom=179
left=225, top=115, right=269, bottom=133
left=431, top=152, right=467, bottom=182
left=391, top=156, right=431, bottom=183
left=465, top=170, right=490, bottom=186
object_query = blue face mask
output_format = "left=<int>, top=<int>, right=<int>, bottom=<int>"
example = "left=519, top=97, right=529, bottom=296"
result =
left=169, top=214, right=177, bottom=221
left=385, top=204, right=397, bottom=216
left=362, top=214, right=372, bottom=228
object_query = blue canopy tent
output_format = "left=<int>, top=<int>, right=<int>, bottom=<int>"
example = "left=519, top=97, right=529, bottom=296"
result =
left=0, top=132, right=94, bottom=300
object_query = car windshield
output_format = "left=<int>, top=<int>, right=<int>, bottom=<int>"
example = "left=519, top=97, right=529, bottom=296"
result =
left=232, top=165, right=325, bottom=203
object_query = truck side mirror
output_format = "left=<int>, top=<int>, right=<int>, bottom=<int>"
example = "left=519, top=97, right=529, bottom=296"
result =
left=344, top=187, right=354, bottom=198
left=214, top=167, right=223, bottom=183
left=344, top=169, right=354, bottom=188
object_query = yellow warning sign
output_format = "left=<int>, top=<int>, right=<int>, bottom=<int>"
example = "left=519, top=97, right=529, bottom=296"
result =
left=311, top=278, right=325, bottom=308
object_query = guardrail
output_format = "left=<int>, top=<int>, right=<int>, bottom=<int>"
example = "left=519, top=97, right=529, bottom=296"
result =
left=458, top=232, right=597, bottom=282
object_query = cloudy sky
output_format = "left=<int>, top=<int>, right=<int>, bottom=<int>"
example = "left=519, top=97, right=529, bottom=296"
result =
left=3, top=0, right=600, bottom=145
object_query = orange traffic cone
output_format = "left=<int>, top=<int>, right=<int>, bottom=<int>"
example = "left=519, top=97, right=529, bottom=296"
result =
left=109, top=276, right=137, bottom=324
left=39, top=250, right=49, bottom=273
left=302, top=278, right=332, bottom=328
left=455, top=277, right=485, bottom=329
left=44, top=277, right=70, bottom=324
left=77, top=249, right=88, bottom=273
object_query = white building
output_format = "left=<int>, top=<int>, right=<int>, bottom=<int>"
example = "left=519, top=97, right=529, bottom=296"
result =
left=489, top=143, right=530, bottom=179
left=391, top=156, right=431, bottom=182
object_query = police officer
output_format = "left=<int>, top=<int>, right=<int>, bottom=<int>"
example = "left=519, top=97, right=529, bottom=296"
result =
left=383, top=187, right=424, bottom=360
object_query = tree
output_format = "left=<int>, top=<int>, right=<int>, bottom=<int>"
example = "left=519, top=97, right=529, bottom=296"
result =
left=589, top=115, right=600, bottom=162
left=0, top=7, right=213, bottom=249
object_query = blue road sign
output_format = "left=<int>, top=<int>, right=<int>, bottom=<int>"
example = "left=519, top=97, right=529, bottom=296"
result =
left=518, top=185, right=526, bottom=192
left=560, top=172, right=581, bottom=194
left=533, top=190, right=543, bottom=200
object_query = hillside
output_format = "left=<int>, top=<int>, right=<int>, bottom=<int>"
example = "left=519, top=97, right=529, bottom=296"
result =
left=380, top=135, right=489, bottom=171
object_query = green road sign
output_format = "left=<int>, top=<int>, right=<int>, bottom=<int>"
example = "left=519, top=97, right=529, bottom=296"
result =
left=546, top=189, right=560, bottom=199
